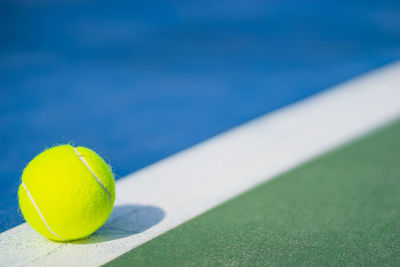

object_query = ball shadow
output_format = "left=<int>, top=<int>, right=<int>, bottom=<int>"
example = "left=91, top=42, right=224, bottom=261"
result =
left=72, top=204, right=165, bottom=244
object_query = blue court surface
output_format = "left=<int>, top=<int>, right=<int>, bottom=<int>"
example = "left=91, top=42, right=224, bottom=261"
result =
left=1, top=0, right=400, bottom=237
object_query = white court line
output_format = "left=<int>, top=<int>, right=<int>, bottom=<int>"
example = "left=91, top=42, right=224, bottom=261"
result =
left=1, top=62, right=400, bottom=266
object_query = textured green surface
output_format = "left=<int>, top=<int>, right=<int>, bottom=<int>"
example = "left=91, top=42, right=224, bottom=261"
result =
left=108, top=120, right=400, bottom=266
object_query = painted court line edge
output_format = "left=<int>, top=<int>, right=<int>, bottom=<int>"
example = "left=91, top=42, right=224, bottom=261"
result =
left=1, top=62, right=400, bottom=266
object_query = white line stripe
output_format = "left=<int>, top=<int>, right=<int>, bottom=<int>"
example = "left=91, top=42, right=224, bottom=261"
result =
left=1, top=62, right=400, bottom=266
left=20, top=181, right=63, bottom=240
left=73, top=147, right=112, bottom=207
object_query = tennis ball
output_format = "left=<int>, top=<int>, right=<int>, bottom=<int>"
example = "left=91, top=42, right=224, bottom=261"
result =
left=18, top=144, right=115, bottom=242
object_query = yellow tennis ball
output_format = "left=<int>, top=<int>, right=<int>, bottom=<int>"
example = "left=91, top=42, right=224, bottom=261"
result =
left=18, top=144, right=115, bottom=242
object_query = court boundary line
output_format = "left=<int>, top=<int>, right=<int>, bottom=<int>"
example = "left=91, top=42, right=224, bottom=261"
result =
left=1, top=62, right=400, bottom=266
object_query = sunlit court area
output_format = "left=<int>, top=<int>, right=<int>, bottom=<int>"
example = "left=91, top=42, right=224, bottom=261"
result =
left=1, top=1, right=400, bottom=266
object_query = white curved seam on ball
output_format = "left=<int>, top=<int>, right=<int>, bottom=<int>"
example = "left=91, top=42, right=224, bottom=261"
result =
left=21, top=181, right=64, bottom=240
left=73, top=147, right=112, bottom=207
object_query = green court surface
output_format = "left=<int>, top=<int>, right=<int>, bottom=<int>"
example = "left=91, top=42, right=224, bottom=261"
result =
left=108, top=120, right=400, bottom=266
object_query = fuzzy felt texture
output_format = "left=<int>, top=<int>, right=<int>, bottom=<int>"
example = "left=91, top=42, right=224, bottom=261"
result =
left=18, top=145, right=115, bottom=241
